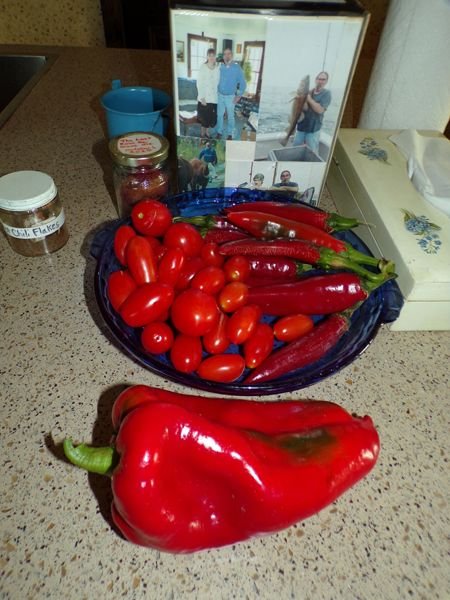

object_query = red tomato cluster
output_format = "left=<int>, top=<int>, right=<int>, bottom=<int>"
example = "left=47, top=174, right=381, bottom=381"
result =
left=107, top=199, right=313, bottom=383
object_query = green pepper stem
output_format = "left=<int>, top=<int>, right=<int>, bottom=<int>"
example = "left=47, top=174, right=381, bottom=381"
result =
left=63, top=439, right=115, bottom=475
left=327, top=213, right=363, bottom=232
left=173, top=215, right=213, bottom=228
left=295, top=261, right=313, bottom=276
left=319, top=248, right=397, bottom=284
left=172, top=215, right=218, bottom=237
left=343, top=244, right=382, bottom=268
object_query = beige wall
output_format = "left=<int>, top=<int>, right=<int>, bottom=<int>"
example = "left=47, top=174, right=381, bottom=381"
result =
left=0, top=0, right=105, bottom=46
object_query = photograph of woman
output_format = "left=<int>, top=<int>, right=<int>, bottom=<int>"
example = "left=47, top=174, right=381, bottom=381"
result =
left=196, top=48, right=220, bottom=139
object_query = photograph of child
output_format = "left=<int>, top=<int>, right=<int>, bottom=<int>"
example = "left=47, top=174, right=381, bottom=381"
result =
left=177, top=137, right=225, bottom=192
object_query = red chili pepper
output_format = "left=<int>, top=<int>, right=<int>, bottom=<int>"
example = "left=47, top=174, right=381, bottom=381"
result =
left=225, top=201, right=360, bottom=232
left=63, top=386, right=380, bottom=553
left=219, top=238, right=394, bottom=284
left=204, top=228, right=249, bottom=244
left=246, top=256, right=312, bottom=286
left=226, top=211, right=380, bottom=270
left=175, top=214, right=244, bottom=235
left=227, top=210, right=347, bottom=251
left=175, top=214, right=249, bottom=245
left=245, top=313, right=351, bottom=384
left=247, top=272, right=387, bottom=315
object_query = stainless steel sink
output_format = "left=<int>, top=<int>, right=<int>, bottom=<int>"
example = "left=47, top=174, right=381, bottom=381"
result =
left=0, top=54, right=57, bottom=126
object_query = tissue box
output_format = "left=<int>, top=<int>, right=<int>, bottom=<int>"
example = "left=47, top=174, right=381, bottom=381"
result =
left=327, top=128, right=450, bottom=331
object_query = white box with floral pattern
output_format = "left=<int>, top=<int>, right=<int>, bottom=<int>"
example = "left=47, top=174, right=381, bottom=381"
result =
left=326, top=128, right=450, bottom=331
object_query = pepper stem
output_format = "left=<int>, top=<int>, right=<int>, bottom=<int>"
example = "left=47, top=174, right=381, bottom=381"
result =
left=63, top=439, right=116, bottom=475
left=295, top=261, right=313, bottom=276
left=344, top=244, right=382, bottom=268
left=172, top=215, right=217, bottom=237
left=319, top=248, right=397, bottom=284
left=327, top=212, right=363, bottom=232
left=173, top=215, right=214, bottom=228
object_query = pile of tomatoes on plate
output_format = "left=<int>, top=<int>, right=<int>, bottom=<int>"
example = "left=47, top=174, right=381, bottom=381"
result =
left=107, top=199, right=314, bottom=383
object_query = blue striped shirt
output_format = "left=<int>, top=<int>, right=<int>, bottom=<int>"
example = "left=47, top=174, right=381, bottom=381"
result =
left=218, top=62, right=247, bottom=96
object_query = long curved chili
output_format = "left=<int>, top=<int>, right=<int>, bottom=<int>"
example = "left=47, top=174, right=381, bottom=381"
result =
left=226, top=211, right=379, bottom=267
left=225, top=201, right=360, bottom=232
left=247, top=256, right=312, bottom=286
left=219, top=238, right=395, bottom=284
left=245, top=312, right=351, bottom=384
left=246, top=272, right=387, bottom=315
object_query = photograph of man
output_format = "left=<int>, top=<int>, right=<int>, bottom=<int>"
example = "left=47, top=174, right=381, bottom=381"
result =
left=216, top=48, right=247, bottom=141
left=198, top=141, right=218, bottom=180
left=270, top=170, right=299, bottom=194
left=293, top=71, right=331, bottom=154
left=196, top=48, right=220, bottom=139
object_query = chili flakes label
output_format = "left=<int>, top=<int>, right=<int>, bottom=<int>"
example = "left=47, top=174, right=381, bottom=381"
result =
left=118, top=133, right=162, bottom=156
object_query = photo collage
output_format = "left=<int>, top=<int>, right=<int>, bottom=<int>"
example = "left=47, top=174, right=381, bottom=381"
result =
left=170, top=8, right=366, bottom=206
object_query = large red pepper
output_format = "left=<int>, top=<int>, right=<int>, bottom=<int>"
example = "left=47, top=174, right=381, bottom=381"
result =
left=63, top=386, right=380, bottom=553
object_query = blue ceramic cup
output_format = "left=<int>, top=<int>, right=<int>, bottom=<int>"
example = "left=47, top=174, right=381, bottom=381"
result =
left=101, top=80, right=171, bottom=139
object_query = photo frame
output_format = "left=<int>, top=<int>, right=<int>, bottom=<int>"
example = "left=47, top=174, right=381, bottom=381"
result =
left=176, top=41, right=185, bottom=62
left=170, top=2, right=368, bottom=206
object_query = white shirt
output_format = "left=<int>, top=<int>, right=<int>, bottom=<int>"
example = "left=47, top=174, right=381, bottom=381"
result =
left=196, top=62, right=220, bottom=104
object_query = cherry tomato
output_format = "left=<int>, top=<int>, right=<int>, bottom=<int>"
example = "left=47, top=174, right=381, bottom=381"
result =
left=191, top=266, right=226, bottom=296
left=120, top=282, right=174, bottom=327
left=171, top=289, right=219, bottom=336
left=174, top=256, right=206, bottom=291
left=202, top=311, right=230, bottom=355
left=226, top=304, right=262, bottom=345
left=107, top=270, right=137, bottom=312
left=126, top=236, right=157, bottom=285
left=223, top=255, right=250, bottom=282
left=141, top=321, right=174, bottom=354
left=131, top=199, right=172, bottom=236
left=218, top=281, right=249, bottom=313
left=273, top=314, right=314, bottom=342
left=170, top=334, right=203, bottom=373
left=158, top=247, right=185, bottom=286
left=113, top=224, right=136, bottom=266
left=200, top=242, right=225, bottom=267
left=145, top=236, right=166, bottom=262
left=163, top=222, right=204, bottom=257
left=197, top=354, right=246, bottom=383
left=243, top=323, right=274, bottom=369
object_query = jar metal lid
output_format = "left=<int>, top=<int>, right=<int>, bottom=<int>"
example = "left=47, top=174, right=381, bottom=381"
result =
left=109, top=132, right=169, bottom=167
left=0, top=171, right=57, bottom=212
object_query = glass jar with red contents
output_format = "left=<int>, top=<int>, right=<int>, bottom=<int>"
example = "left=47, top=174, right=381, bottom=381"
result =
left=109, top=132, right=170, bottom=217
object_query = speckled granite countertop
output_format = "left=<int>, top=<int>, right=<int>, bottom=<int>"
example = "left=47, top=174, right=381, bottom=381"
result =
left=0, top=46, right=449, bottom=600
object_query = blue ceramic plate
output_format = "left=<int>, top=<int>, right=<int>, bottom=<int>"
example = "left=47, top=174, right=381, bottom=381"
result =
left=92, top=188, right=403, bottom=396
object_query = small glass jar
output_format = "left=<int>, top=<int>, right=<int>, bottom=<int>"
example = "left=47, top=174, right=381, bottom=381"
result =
left=0, top=171, right=69, bottom=257
left=109, top=131, right=170, bottom=217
